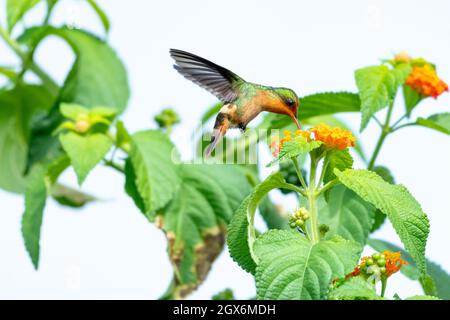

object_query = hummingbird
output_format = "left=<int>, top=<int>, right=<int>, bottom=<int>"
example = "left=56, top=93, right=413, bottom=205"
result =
left=170, top=49, right=301, bottom=156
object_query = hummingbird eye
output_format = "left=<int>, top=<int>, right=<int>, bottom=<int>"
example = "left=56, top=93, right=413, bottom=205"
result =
left=285, top=98, right=295, bottom=107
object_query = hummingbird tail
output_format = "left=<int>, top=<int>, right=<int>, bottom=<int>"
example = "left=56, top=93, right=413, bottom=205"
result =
left=205, top=113, right=230, bottom=157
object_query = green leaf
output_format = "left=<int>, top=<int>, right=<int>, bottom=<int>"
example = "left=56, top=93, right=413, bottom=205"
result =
left=0, top=85, right=54, bottom=193
left=227, top=172, right=300, bottom=274
left=370, top=166, right=395, bottom=232
left=86, top=0, right=110, bottom=33
left=405, top=295, right=440, bottom=300
left=212, top=288, right=235, bottom=300
left=59, top=132, right=112, bottom=185
left=323, top=149, right=353, bottom=184
left=51, top=183, right=96, bottom=208
left=124, top=158, right=146, bottom=214
left=21, top=26, right=130, bottom=169
left=368, top=238, right=450, bottom=299
left=403, top=84, right=422, bottom=116
left=254, top=230, right=361, bottom=300
left=334, top=169, right=430, bottom=274
left=21, top=155, right=69, bottom=269
left=6, top=0, right=39, bottom=32
left=259, top=92, right=361, bottom=130
left=328, top=277, right=379, bottom=300
left=21, top=166, right=47, bottom=269
left=355, top=65, right=399, bottom=131
left=267, top=135, right=322, bottom=167
left=159, top=164, right=251, bottom=298
left=319, top=185, right=375, bottom=245
left=416, top=113, right=450, bottom=135
left=128, top=130, right=180, bottom=217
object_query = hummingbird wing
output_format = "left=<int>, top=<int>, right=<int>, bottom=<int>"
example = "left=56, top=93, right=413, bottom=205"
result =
left=170, top=49, right=244, bottom=102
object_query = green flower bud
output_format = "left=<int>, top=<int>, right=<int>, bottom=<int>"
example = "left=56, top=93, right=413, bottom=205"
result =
left=372, top=253, right=382, bottom=260
left=365, top=258, right=374, bottom=266
left=380, top=267, right=387, bottom=274
left=377, top=259, right=386, bottom=267
left=154, top=108, right=180, bottom=129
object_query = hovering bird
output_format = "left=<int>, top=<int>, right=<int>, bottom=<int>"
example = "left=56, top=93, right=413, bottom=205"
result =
left=170, top=49, right=300, bottom=156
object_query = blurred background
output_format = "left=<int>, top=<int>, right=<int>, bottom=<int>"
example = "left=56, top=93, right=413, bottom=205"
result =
left=0, top=0, right=449, bottom=299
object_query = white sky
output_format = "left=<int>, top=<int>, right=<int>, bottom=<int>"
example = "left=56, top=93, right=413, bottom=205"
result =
left=0, top=0, right=449, bottom=299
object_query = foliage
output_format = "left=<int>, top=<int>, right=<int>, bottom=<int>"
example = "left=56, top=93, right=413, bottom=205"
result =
left=0, top=2, right=448, bottom=301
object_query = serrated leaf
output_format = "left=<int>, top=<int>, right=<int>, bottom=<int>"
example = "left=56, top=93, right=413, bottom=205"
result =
left=6, top=0, right=39, bottom=32
left=227, top=172, right=300, bottom=274
left=370, top=165, right=395, bottom=232
left=368, top=238, right=450, bottom=299
left=254, top=230, right=361, bottom=300
left=416, top=113, right=450, bottom=135
left=323, top=149, right=353, bottom=184
left=0, top=85, right=54, bottom=193
left=355, top=65, right=398, bottom=131
left=159, top=164, right=251, bottom=298
left=319, top=185, right=375, bottom=245
left=259, top=92, right=361, bottom=130
left=334, top=169, right=430, bottom=274
left=129, top=130, right=180, bottom=217
left=267, top=135, right=322, bottom=167
left=59, top=132, right=112, bottom=185
left=328, top=277, right=379, bottom=300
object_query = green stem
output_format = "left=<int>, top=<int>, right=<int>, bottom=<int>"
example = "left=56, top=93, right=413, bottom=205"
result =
left=0, top=25, right=59, bottom=95
left=316, top=179, right=338, bottom=197
left=316, top=155, right=329, bottom=190
left=308, top=156, right=320, bottom=244
left=104, top=159, right=125, bottom=173
left=392, top=122, right=415, bottom=132
left=367, top=100, right=395, bottom=170
left=380, top=277, right=387, bottom=297
left=292, top=157, right=307, bottom=190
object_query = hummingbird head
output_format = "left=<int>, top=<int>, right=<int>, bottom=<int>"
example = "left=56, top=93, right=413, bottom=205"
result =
left=274, top=88, right=301, bottom=129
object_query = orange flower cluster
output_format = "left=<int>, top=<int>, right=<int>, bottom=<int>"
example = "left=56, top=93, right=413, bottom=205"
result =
left=271, top=124, right=356, bottom=157
left=405, top=64, right=448, bottom=98
left=310, top=123, right=356, bottom=150
left=348, top=251, right=408, bottom=279
left=383, top=251, right=408, bottom=277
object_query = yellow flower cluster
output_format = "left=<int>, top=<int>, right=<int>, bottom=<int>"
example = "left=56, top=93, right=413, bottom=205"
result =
left=406, top=64, right=448, bottom=98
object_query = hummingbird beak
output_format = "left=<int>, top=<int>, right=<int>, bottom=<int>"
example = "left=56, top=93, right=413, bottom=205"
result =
left=290, top=113, right=301, bottom=129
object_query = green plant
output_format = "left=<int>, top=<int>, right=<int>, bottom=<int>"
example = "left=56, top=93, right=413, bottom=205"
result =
left=1, top=1, right=449, bottom=300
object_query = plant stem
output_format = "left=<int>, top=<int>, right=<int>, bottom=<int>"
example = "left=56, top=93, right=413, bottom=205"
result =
left=316, top=155, right=329, bottom=190
left=308, top=156, right=320, bottom=244
left=0, top=25, right=59, bottom=95
left=292, top=157, right=307, bottom=190
left=380, top=277, right=387, bottom=297
left=367, top=100, right=395, bottom=170
left=104, top=159, right=125, bottom=173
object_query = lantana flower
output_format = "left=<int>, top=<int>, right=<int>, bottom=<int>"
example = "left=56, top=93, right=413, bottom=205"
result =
left=405, top=64, right=448, bottom=98
left=310, top=123, right=356, bottom=150
left=348, top=251, right=408, bottom=279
